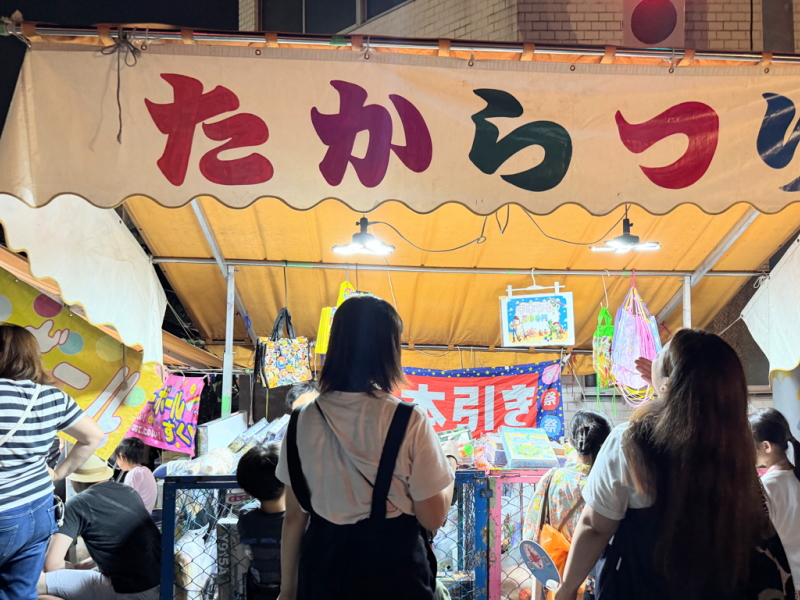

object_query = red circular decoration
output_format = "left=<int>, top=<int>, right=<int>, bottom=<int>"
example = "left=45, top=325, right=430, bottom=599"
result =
left=33, top=294, right=62, bottom=318
left=541, top=389, right=560, bottom=411
left=631, top=0, right=678, bottom=44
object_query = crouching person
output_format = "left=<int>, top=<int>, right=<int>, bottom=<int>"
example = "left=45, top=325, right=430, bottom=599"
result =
left=37, top=455, right=161, bottom=600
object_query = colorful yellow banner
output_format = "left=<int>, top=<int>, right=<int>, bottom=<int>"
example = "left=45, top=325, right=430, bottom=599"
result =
left=0, top=268, right=163, bottom=458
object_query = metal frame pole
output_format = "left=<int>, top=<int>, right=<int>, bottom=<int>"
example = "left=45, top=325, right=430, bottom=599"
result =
left=222, top=265, right=235, bottom=417
left=656, top=207, right=760, bottom=323
left=190, top=200, right=258, bottom=346
left=151, top=257, right=764, bottom=279
left=682, top=274, right=692, bottom=328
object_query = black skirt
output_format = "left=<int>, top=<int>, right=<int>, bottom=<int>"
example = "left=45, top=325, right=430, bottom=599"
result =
left=297, top=512, right=437, bottom=600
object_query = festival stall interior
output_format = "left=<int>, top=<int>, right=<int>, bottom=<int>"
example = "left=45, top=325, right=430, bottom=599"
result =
left=2, top=22, right=800, bottom=600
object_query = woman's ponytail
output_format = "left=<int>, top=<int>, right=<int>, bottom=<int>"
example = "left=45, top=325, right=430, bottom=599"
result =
left=569, top=409, right=613, bottom=465
left=790, top=437, right=800, bottom=483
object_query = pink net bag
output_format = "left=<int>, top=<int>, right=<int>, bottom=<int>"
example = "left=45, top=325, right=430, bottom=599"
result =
left=611, top=275, right=663, bottom=407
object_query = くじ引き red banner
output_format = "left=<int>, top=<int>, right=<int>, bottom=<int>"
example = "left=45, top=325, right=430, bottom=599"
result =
left=400, top=361, right=564, bottom=439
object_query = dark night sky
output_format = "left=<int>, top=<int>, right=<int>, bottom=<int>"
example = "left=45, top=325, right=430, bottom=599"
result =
left=0, top=0, right=239, bottom=134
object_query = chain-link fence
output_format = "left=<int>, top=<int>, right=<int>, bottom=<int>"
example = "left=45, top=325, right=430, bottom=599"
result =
left=487, top=472, right=545, bottom=600
left=160, top=476, right=253, bottom=600
left=160, top=472, right=490, bottom=600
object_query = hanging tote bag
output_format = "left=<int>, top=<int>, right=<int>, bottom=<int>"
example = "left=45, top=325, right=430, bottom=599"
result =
left=611, top=275, right=662, bottom=407
left=260, top=308, right=311, bottom=389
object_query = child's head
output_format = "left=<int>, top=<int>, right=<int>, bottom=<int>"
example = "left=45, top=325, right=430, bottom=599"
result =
left=750, top=408, right=800, bottom=480
left=569, top=409, right=613, bottom=465
left=236, top=443, right=285, bottom=503
left=114, top=437, right=145, bottom=471
left=285, top=380, right=318, bottom=410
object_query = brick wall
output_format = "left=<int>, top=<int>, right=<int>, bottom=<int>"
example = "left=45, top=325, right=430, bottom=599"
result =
left=240, top=0, right=257, bottom=31
left=349, top=0, right=799, bottom=53
left=516, top=0, right=767, bottom=50
left=351, top=0, right=519, bottom=42
left=685, top=0, right=764, bottom=51
left=518, top=0, right=623, bottom=44
left=244, top=0, right=800, bottom=51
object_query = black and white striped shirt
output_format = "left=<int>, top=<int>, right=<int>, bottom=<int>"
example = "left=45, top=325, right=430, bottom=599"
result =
left=0, top=379, right=83, bottom=512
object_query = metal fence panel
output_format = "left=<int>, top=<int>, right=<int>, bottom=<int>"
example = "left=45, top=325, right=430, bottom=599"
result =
left=487, top=472, right=545, bottom=600
left=161, top=472, right=489, bottom=600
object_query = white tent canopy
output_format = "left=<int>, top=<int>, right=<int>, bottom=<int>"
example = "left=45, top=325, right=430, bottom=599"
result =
left=0, top=193, right=166, bottom=363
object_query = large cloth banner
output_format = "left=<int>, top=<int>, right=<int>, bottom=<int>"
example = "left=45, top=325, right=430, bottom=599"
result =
left=5, top=45, right=800, bottom=216
left=126, top=374, right=205, bottom=456
left=401, top=361, right=565, bottom=439
left=743, top=235, right=800, bottom=376
left=0, top=268, right=163, bottom=458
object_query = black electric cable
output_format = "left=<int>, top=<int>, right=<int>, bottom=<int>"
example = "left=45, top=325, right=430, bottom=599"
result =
left=371, top=205, right=625, bottom=253
left=371, top=218, right=488, bottom=253
left=522, top=209, right=625, bottom=246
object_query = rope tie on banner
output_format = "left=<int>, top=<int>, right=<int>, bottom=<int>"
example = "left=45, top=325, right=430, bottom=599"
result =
left=100, top=26, right=141, bottom=144
left=678, top=49, right=695, bottom=67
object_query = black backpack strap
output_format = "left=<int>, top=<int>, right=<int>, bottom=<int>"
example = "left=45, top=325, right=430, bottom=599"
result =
left=370, top=402, right=415, bottom=520
left=286, top=406, right=312, bottom=513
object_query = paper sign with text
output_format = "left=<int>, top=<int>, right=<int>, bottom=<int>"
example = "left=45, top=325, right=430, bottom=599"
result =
left=127, top=375, right=205, bottom=456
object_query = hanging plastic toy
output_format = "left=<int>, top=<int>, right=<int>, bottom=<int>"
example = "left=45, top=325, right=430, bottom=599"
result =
left=592, top=306, right=616, bottom=410
left=611, top=273, right=662, bottom=407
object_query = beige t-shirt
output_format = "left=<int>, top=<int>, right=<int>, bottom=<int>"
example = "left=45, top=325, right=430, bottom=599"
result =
left=276, top=391, right=454, bottom=525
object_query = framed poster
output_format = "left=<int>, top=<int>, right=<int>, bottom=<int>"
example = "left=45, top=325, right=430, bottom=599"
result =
left=500, top=292, right=575, bottom=347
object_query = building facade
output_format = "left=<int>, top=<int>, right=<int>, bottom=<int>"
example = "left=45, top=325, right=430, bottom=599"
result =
left=240, top=0, right=800, bottom=53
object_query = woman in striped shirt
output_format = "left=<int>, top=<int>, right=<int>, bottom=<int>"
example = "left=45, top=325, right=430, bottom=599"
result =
left=0, top=324, right=103, bottom=600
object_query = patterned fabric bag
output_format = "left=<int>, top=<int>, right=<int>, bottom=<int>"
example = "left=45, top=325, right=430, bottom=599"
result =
left=260, top=308, right=311, bottom=389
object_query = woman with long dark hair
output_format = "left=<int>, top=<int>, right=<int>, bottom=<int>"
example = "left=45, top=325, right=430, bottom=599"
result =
left=276, top=296, right=457, bottom=600
left=751, top=408, right=800, bottom=599
left=0, top=324, right=103, bottom=599
left=555, top=329, right=793, bottom=600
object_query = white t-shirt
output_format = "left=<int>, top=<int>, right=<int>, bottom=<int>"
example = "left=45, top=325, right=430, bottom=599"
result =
left=761, top=469, right=800, bottom=590
left=582, top=423, right=653, bottom=520
left=276, top=391, right=454, bottom=525
left=124, top=465, right=157, bottom=513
